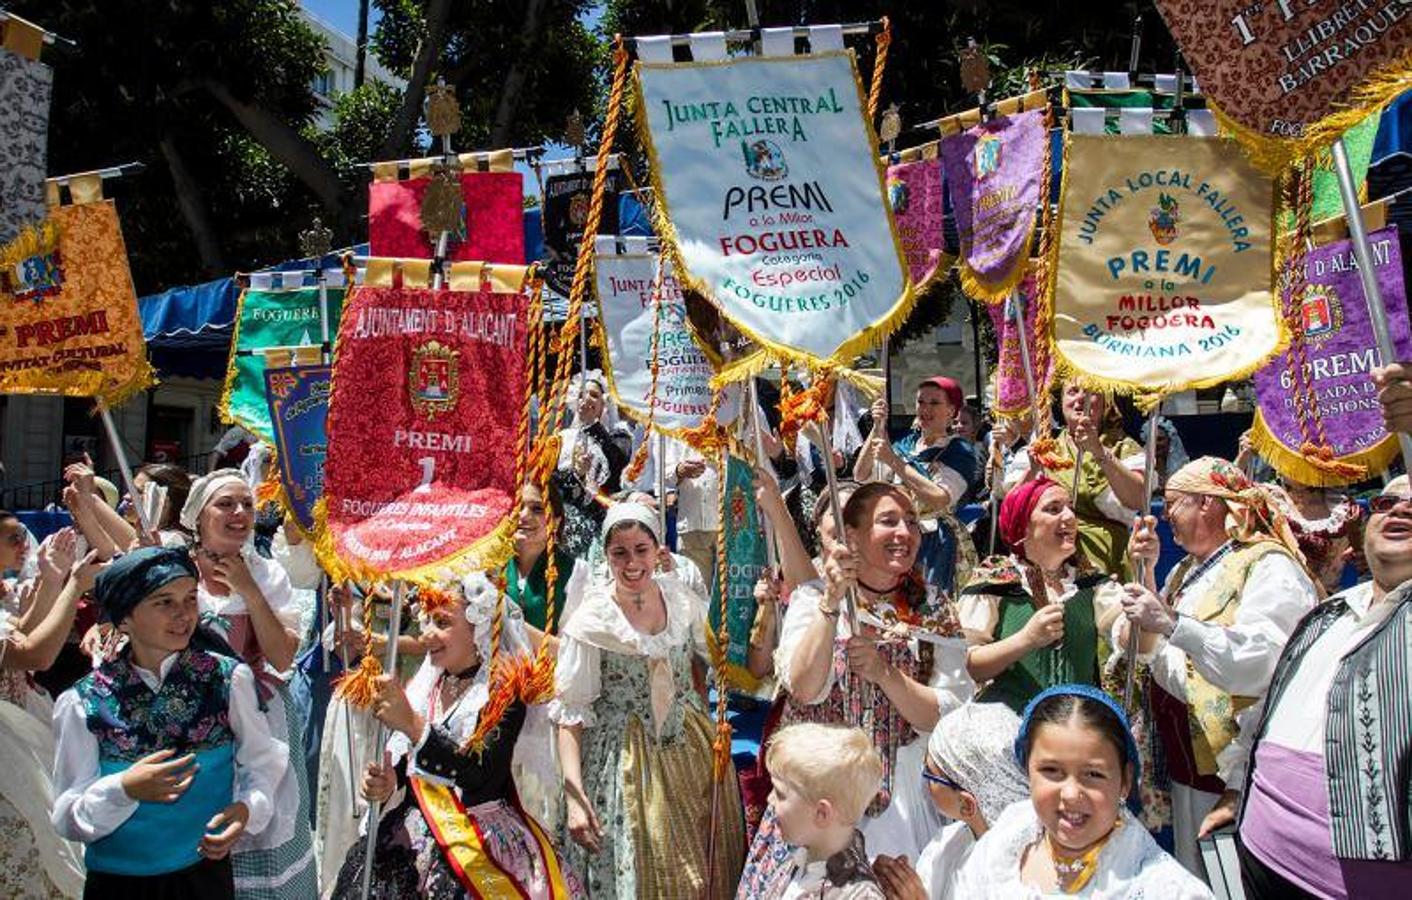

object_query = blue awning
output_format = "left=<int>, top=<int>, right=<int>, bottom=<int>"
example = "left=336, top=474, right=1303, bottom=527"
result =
left=139, top=277, right=238, bottom=351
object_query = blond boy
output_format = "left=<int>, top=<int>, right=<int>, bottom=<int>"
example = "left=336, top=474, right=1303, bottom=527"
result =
left=743, top=723, right=886, bottom=899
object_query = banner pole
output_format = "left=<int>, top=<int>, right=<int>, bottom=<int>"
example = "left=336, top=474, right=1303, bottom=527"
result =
left=655, top=432, right=668, bottom=544
left=95, top=399, right=155, bottom=541
left=336, top=588, right=360, bottom=819
left=815, top=420, right=860, bottom=636
left=1010, top=291, right=1040, bottom=421
left=318, top=271, right=332, bottom=365
left=358, top=580, right=406, bottom=900
left=1331, top=137, right=1412, bottom=463
left=1124, top=402, right=1162, bottom=711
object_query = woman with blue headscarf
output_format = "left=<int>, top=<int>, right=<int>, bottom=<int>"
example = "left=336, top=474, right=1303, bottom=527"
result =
left=51, top=547, right=286, bottom=899
left=953, top=685, right=1211, bottom=898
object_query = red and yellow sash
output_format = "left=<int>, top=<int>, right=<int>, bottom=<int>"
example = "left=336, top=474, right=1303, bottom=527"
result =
left=411, top=777, right=571, bottom=899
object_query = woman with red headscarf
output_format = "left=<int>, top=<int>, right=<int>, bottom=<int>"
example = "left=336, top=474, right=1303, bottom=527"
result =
left=955, top=477, right=1125, bottom=713
left=853, top=376, right=980, bottom=598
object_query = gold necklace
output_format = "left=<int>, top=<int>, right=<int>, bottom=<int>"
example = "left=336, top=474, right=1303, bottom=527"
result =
left=1046, top=826, right=1116, bottom=894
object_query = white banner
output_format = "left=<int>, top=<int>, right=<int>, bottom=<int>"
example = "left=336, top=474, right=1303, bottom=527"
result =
left=594, top=244, right=717, bottom=435
left=636, top=51, right=910, bottom=376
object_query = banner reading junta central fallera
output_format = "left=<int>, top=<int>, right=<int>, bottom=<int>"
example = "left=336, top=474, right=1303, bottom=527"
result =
left=1051, top=135, right=1282, bottom=396
left=319, top=261, right=528, bottom=584
left=635, top=51, right=912, bottom=378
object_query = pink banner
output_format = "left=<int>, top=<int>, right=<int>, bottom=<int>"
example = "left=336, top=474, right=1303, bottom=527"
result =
left=986, top=274, right=1050, bottom=416
left=368, top=172, right=525, bottom=263
left=885, top=157, right=947, bottom=288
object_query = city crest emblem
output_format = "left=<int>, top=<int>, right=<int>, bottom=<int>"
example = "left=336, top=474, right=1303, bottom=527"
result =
left=568, top=192, right=590, bottom=228
left=409, top=340, right=461, bottom=419
left=1299, top=284, right=1342, bottom=344
left=1148, top=193, right=1180, bottom=245
left=972, top=132, right=1002, bottom=180
left=0, top=221, right=64, bottom=303
left=887, top=174, right=910, bottom=214
left=742, top=139, right=788, bottom=181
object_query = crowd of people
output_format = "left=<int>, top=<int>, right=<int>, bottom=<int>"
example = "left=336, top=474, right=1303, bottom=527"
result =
left=2, top=368, right=1411, bottom=899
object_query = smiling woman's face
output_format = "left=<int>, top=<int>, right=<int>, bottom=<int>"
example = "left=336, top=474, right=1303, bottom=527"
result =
left=198, top=483, right=255, bottom=554
left=606, top=522, right=657, bottom=594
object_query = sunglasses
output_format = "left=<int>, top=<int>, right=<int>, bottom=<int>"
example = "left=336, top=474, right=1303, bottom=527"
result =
left=1369, top=494, right=1412, bottom=514
left=922, top=768, right=964, bottom=792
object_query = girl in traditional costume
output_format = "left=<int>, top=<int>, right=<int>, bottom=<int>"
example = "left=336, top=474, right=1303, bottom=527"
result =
left=180, top=469, right=318, bottom=898
left=959, top=478, right=1124, bottom=713
left=553, top=502, right=745, bottom=898
left=953, top=685, right=1210, bottom=898
left=1003, top=384, right=1146, bottom=578
left=853, top=376, right=980, bottom=597
left=1, top=528, right=87, bottom=898
left=746, top=482, right=974, bottom=876
left=331, top=572, right=583, bottom=899
left=52, top=547, right=286, bottom=899
left=553, top=376, right=630, bottom=558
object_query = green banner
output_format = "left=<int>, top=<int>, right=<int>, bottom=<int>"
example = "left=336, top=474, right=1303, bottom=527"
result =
left=708, top=454, right=765, bottom=674
left=220, top=285, right=344, bottom=442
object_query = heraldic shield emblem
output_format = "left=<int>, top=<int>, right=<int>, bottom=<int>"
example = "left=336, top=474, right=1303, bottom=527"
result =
left=1300, top=283, right=1343, bottom=344
left=972, top=132, right=1002, bottom=180
left=409, top=340, right=461, bottom=419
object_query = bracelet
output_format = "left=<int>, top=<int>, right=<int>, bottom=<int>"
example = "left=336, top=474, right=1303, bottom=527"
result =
left=818, top=601, right=841, bottom=620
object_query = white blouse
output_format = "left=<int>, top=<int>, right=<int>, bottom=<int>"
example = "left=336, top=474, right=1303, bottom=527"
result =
left=774, top=580, right=974, bottom=723
left=549, top=573, right=707, bottom=728
left=952, top=801, right=1212, bottom=899
left=51, top=656, right=286, bottom=843
left=197, top=547, right=304, bottom=664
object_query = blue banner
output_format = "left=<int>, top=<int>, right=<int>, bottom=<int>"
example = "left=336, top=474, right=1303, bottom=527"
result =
left=264, top=363, right=331, bottom=535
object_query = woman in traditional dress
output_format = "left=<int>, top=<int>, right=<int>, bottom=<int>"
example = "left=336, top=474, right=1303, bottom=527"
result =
left=1003, top=383, right=1146, bottom=577
left=754, top=482, right=974, bottom=868
left=853, top=376, right=980, bottom=597
left=0, top=527, right=87, bottom=898
left=553, top=376, right=630, bottom=558
left=953, top=685, right=1211, bottom=898
left=179, top=469, right=318, bottom=898
left=331, top=572, right=583, bottom=899
left=959, top=478, right=1125, bottom=713
left=1264, top=477, right=1363, bottom=594
left=553, top=502, right=744, bottom=897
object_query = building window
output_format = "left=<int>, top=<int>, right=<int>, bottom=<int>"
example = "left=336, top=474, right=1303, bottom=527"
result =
left=312, top=70, right=332, bottom=97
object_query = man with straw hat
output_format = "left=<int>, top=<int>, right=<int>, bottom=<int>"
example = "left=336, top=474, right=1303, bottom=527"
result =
left=1113, top=456, right=1318, bottom=881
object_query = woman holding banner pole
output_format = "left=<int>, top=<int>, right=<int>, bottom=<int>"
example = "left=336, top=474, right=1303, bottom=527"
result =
left=852, top=376, right=980, bottom=598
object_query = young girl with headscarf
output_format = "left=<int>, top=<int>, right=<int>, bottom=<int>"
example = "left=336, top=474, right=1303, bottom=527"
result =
left=52, top=547, right=286, bottom=899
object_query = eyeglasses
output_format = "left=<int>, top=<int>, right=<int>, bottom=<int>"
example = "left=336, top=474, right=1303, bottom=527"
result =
left=1369, top=494, right=1412, bottom=514
left=1, top=532, right=24, bottom=547
left=922, top=768, right=963, bottom=792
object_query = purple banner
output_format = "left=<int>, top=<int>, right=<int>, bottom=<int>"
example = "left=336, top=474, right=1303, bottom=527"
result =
left=941, top=108, right=1047, bottom=304
left=1253, top=227, right=1410, bottom=468
left=986, top=273, right=1051, bottom=416
left=886, top=156, right=947, bottom=288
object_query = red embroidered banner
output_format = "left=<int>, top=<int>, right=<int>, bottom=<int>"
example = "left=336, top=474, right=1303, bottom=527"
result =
left=368, top=172, right=525, bottom=264
left=320, top=268, right=527, bottom=582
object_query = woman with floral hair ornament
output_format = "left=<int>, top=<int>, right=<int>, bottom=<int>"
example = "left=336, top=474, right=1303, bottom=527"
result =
left=331, top=572, right=583, bottom=898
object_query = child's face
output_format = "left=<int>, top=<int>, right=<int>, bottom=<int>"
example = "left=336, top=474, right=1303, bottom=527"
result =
left=419, top=604, right=479, bottom=674
left=1027, top=721, right=1131, bottom=853
left=123, top=578, right=199, bottom=657
left=768, top=775, right=825, bottom=848
left=923, top=758, right=967, bottom=822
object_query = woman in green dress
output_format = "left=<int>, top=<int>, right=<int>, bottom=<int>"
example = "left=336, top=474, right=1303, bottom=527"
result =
left=959, top=477, right=1123, bottom=713
left=1003, top=382, right=1146, bottom=577
left=551, top=502, right=744, bottom=898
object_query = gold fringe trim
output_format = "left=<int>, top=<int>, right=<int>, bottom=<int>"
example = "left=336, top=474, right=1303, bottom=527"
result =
left=632, top=53, right=921, bottom=385
left=1248, top=410, right=1395, bottom=487
left=0, top=219, right=60, bottom=276
left=217, top=287, right=251, bottom=433
left=1210, top=53, right=1412, bottom=174
left=704, top=626, right=762, bottom=693
left=956, top=231, right=1035, bottom=306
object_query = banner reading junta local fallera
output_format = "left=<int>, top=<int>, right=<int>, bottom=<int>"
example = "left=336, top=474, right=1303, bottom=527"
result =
left=1154, top=0, right=1412, bottom=165
left=1051, top=135, right=1282, bottom=396
left=635, top=51, right=911, bottom=377
left=319, top=262, right=528, bottom=584
left=593, top=239, right=717, bottom=435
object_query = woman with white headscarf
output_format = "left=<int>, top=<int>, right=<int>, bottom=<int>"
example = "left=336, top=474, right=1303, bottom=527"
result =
left=180, top=469, right=317, bottom=898
left=552, top=503, right=744, bottom=898
left=331, top=574, right=585, bottom=898
left=872, top=702, right=1030, bottom=900
left=553, top=375, right=630, bottom=558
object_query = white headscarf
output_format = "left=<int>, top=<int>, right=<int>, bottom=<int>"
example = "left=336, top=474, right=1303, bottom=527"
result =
left=179, top=468, right=248, bottom=532
left=928, top=702, right=1030, bottom=825
left=601, top=501, right=660, bottom=544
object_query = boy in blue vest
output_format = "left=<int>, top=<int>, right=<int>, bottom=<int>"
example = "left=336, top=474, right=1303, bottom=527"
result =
left=51, top=546, right=286, bottom=898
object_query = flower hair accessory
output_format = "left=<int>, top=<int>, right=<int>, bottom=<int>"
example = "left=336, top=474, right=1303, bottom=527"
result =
left=460, top=571, right=500, bottom=631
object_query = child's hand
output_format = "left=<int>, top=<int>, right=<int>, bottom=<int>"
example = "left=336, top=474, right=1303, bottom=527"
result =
left=198, top=802, right=249, bottom=859
left=120, top=749, right=197, bottom=803
left=872, top=855, right=927, bottom=900
left=372, top=674, right=424, bottom=739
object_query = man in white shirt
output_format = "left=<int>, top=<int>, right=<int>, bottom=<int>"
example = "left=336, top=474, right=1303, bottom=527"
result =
left=660, top=437, right=720, bottom=584
left=1115, top=456, right=1318, bottom=879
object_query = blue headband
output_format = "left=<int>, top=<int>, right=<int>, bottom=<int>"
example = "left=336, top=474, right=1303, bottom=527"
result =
left=93, top=546, right=198, bottom=624
left=1014, top=683, right=1141, bottom=784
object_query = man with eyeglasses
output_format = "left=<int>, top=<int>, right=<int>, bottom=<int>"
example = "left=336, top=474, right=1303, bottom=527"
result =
left=1114, top=456, right=1318, bottom=881
left=1215, top=475, right=1412, bottom=898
